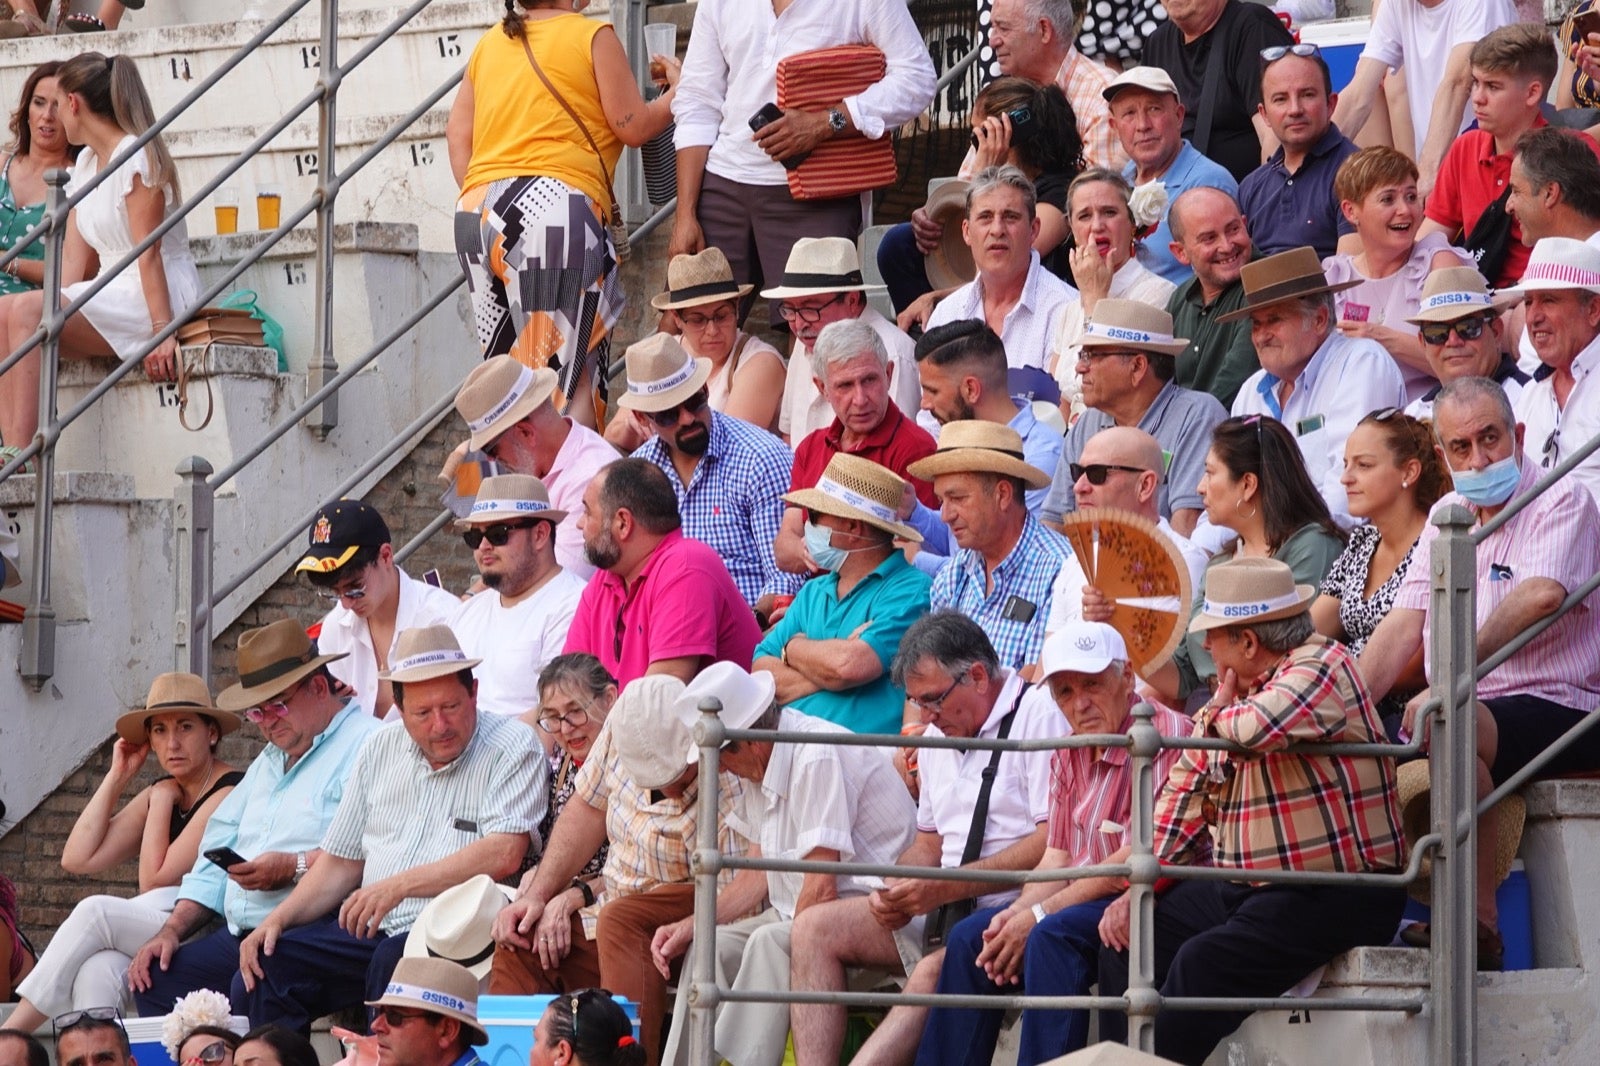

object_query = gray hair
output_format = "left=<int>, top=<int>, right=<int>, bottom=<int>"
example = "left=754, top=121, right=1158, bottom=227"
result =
left=1240, top=612, right=1315, bottom=653
left=1024, top=0, right=1078, bottom=36
left=809, top=318, right=888, bottom=385
left=968, top=164, right=1038, bottom=221
left=890, top=610, right=1001, bottom=687
left=537, top=653, right=616, bottom=702
left=1515, top=126, right=1600, bottom=222
left=1433, top=376, right=1517, bottom=437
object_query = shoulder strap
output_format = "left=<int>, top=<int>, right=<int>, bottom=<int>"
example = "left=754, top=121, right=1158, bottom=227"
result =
left=1192, top=4, right=1233, bottom=158
left=727, top=331, right=754, bottom=379
left=519, top=31, right=619, bottom=217
left=956, top=681, right=1031, bottom=867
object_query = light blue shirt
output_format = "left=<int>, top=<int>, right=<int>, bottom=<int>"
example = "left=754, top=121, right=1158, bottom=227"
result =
left=929, top=514, right=1073, bottom=668
left=1125, top=141, right=1237, bottom=285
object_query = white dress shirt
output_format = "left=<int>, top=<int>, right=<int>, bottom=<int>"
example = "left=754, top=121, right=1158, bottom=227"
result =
left=450, top=569, right=587, bottom=717
left=1044, top=516, right=1210, bottom=640
left=926, top=251, right=1080, bottom=372
left=321, top=567, right=465, bottom=720
left=1515, top=331, right=1600, bottom=505
left=543, top=420, right=621, bottom=581
left=779, top=306, right=921, bottom=443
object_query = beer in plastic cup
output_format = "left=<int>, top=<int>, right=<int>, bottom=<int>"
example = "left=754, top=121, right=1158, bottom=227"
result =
left=214, top=188, right=239, bottom=235
left=256, top=184, right=283, bottom=230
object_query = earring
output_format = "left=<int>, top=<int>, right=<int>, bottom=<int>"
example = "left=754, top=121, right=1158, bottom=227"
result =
left=1236, top=496, right=1257, bottom=520
left=1401, top=480, right=1409, bottom=488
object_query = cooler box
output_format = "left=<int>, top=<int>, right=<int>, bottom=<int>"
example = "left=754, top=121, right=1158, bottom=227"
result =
left=1299, top=17, right=1372, bottom=96
left=478, top=995, right=640, bottom=1066
left=125, top=1016, right=250, bottom=1066
left=1400, top=861, right=1534, bottom=971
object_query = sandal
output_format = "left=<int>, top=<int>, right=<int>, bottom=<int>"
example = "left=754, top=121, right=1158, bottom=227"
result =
left=64, top=12, right=106, bottom=31
left=1397, top=920, right=1506, bottom=971
left=0, top=445, right=36, bottom=476
left=0, top=11, right=46, bottom=37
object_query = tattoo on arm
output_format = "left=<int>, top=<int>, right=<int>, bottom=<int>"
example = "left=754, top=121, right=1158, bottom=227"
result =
left=618, top=112, right=636, bottom=128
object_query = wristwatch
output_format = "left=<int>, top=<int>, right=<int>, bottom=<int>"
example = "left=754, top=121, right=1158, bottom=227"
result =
left=1030, top=902, right=1048, bottom=925
left=293, top=851, right=308, bottom=883
left=827, top=107, right=847, bottom=134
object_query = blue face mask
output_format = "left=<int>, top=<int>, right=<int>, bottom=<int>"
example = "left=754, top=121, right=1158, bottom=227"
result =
left=1452, top=453, right=1521, bottom=508
left=803, top=521, right=849, bottom=572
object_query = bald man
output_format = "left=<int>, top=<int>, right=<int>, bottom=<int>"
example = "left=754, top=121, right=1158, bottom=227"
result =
left=1165, top=187, right=1260, bottom=408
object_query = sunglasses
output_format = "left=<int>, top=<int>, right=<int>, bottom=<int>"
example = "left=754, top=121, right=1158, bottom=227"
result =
left=647, top=388, right=710, bottom=427
left=245, top=698, right=293, bottom=724
left=1070, top=462, right=1146, bottom=486
left=313, top=565, right=371, bottom=602
left=52, top=1007, right=123, bottom=1039
left=1419, top=315, right=1489, bottom=346
left=1260, top=42, right=1322, bottom=64
left=377, top=1007, right=435, bottom=1029
left=185, top=1041, right=229, bottom=1066
left=462, top=520, right=540, bottom=550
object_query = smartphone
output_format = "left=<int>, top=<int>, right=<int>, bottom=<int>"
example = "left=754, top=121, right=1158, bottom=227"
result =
left=747, top=102, right=784, bottom=134
left=204, top=846, right=248, bottom=869
left=422, top=568, right=443, bottom=589
left=1575, top=8, right=1600, bottom=45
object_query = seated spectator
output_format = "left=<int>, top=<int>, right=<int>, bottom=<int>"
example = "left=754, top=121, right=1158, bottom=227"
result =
left=1164, top=187, right=1260, bottom=407
left=1105, top=67, right=1237, bottom=285
left=753, top=454, right=932, bottom=736
left=1360, top=377, right=1600, bottom=968
left=298, top=500, right=463, bottom=720
left=1507, top=126, right=1600, bottom=248
left=1402, top=266, right=1527, bottom=421
left=1223, top=247, right=1407, bottom=525
left=233, top=1026, right=318, bottom=1066
left=1099, top=557, right=1406, bottom=1063
left=1239, top=45, right=1358, bottom=260
left=174, top=1027, right=239, bottom=1066
left=1043, top=300, right=1226, bottom=535
left=0, top=876, right=33, bottom=1004
left=657, top=664, right=916, bottom=1066
left=532, top=990, right=643, bottom=1066
left=366, top=957, right=486, bottom=1066
left=1, top=674, right=242, bottom=1030
left=52, top=1014, right=137, bottom=1066
left=528, top=654, right=616, bottom=889
left=452, top=475, right=586, bottom=722
left=614, top=333, right=798, bottom=614
left=0, top=1032, right=46, bottom=1066
left=563, top=458, right=761, bottom=687
left=0, top=64, right=72, bottom=299
left=790, top=611, right=1061, bottom=1066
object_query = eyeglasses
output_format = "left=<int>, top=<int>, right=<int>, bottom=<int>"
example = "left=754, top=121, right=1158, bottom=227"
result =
left=52, top=1007, right=123, bottom=1039
left=1419, top=315, right=1489, bottom=346
left=1260, top=43, right=1322, bottom=65
left=1070, top=462, right=1146, bottom=486
left=647, top=388, right=710, bottom=427
left=376, top=1007, right=435, bottom=1029
left=776, top=294, right=844, bottom=324
left=1076, top=349, right=1140, bottom=364
left=244, top=697, right=293, bottom=724
left=184, top=1041, right=229, bottom=1066
left=536, top=705, right=593, bottom=733
left=677, top=307, right=736, bottom=330
left=908, top=671, right=968, bottom=713
left=313, top=565, right=371, bottom=601
left=1542, top=425, right=1560, bottom=468
left=463, top=520, right=540, bottom=550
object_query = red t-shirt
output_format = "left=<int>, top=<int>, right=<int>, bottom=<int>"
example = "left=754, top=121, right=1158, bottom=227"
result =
left=789, top=402, right=938, bottom=508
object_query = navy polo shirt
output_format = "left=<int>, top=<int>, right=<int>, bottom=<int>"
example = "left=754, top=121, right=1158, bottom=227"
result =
left=1238, top=124, right=1360, bottom=260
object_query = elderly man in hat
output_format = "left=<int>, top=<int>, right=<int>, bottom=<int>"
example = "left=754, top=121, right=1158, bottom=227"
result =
left=752, top=454, right=931, bottom=736
left=1098, top=557, right=1405, bottom=1064
left=452, top=356, right=621, bottom=580
left=298, top=500, right=462, bottom=720
left=368, top=956, right=487, bottom=1066
left=233, top=625, right=545, bottom=1032
left=130, top=620, right=381, bottom=1014
left=610, top=332, right=800, bottom=616
left=657, top=663, right=915, bottom=1066
left=1043, top=300, right=1226, bottom=536
left=1403, top=266, right=1528, bottom=421
left=452, top=475, right=587, bottom=725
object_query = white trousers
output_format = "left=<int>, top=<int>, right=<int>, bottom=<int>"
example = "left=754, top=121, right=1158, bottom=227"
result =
left=15, top=888, right=176, bottom=1016
left=662, top=910, right=792, bottom=1066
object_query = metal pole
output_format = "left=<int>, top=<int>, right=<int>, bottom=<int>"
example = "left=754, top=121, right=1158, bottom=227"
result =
left=616, top=0, right=647, bottom=222
left=307, top=0, right=342, bottom=437
left=1124, top=701, right=1161, bottom=1052
left=172, top=456, right=216, bottom=679
left=688, top=695, right=727, bottom=1066
left=1428, top=504, right=1478, bottom=1066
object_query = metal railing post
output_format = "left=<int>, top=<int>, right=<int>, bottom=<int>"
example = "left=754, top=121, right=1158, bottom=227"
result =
left=1428, top=504, right=1478, bottom=1066
left=689, top=695, right=728, bottom=1066
left=172, top=456, right=216, bottom=679
left=1125, top=700, right=1161, bottom=1052
left=307, top=0, right=342, bottom=437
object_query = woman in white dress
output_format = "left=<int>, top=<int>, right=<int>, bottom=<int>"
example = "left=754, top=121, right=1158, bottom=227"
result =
left=0, top=52, right=200, bottom=465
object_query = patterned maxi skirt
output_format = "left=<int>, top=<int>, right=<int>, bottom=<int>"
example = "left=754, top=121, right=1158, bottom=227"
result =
left=455, top=174, right=624, bottom=406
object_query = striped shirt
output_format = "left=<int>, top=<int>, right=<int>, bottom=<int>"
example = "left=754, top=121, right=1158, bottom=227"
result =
left=930, top=514, right=1074, bottom=669
left=1154, top=634, right=1404, bottom=876
left=321, top=711, right=548, bottom=934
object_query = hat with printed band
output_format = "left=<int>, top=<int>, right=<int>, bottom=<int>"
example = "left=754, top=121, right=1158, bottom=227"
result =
left=1214, top=247, right=1363, bottom=324
left=614, top=333, right=713, bottom=413
left=1039, top=622, right=1130, bottom=678
left=216, top=618, right=350, bottom=711
left=781, top=453, right=921, bottom=542
left=676, top=662, right=778, bottom=765
left=455, top=473, right=568, bottom=528
left=1495, top=236, right=1600, bottom=298
left=1188, top=557, right=1315, bottom=634
left=403, top=874, right=516, bottom=980
left=759, top=237, right=885, bottom=299
left=295, top=500, right=391, bottom=574
left=115, top=671, right=243, bottom=744
left=906, top=420, right=1053, bottom=489
left=367, top=956, right=488, bottom=1045
left=378, top=625, right=482, bottom=684
left=651, top=247, right=754, bottom=311
left=454, top=355, right=561, bottom=453
left=1405, top=266, right=1521, bottom=324
left=1079, top=300, right=1191, bottom=357
left=609, top=674, right=694, bottom=790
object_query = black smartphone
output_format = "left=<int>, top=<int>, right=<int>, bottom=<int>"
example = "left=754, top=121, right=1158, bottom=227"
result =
left=971, top=105, right=1037, bottom=150
left=1575, top=8, right=1600, bottom=44
left=748, top=102, right=784, bottom=133
left=204, top=846, right=248, bottom=869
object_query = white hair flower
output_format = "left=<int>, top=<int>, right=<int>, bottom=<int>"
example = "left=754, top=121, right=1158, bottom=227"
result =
left=1129, top=181, right=1169, bottom=233
left=161, top=989, right=233, bottom=1061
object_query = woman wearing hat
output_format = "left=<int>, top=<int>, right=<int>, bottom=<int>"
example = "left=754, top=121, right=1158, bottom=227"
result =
left=2, top=674, right=241, bottom=1030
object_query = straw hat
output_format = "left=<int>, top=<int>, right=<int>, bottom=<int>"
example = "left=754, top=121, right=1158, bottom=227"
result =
left=1215, top=247, right=1362, bottom=324
left=367, top=957, right=488, bottom=1045
left=453, top=355, right=560, bottom=453
left=782, top=453, right=921, bottom=542
left=455, top=473, right=567, bottom=528
left=378, top=625, right=482, bottom=685
left=1396, top=761, right=1525, bottom=904
left=1080, top=299, right=1191, bottom=357
left=906, top=420, right=1053, bottom=489
left=922, top=181, right=976, bottom=290
left=404, top=874, right=516, bottom=980
left=614, top=333, right=712, bottom=413
left=677, top=662, right=778, bottom=765
left=651, top=247, right=753, bottom=311
left=1187, top=557, right=1315, bottom=634
left=1498, top=235, right=1600, bottom=298
left=1405, top=266, right=1521, bottom=325
left=115, top=672, right=243, bottom=745
left=1102, top=65, right=1181, bottom=104
left=610, top=675, right=694, bottom=790
left=759, top=237, right=882, bottom=299
left=216, top=619, right=350, bottom=712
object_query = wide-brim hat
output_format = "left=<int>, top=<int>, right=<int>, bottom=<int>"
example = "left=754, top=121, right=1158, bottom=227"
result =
left=454, top=356, right=561, bottom=453
left=906, top=419, right=1052, bottom=489
left=1081, top=299, right=1191, bottom=357
left=455, top=473, right=568, bottom=528
left=1102, top=65, right=1181, bottom=103
left=677, top=662, right=777, bottom=765
left=378, top=624, right=482, bottom=684
left=759, top=236, right=883, bottom=299
left=368, top=957, right=488, bottom=1045
left=1215, top=246, right=1362, bottom=324
left=404, top=874, right=516, bottom=980
left=295, top=500, right=391, bottom=575
left=1405, top=265, right=1521, bottom=324
left=610, top=674, right=694, bottom=790
left=614, top=332, right=712, bottom=413
left=115, top=672, right=243, bottom=744
left=1496, top=235, right=1600, bottom=299
left=922, top=181, right=976, bottom=291
left=1188, top=556, right=1315, bottom=634
left=782, top=453, right=921, bottom=542
left=216, top=619, right=350, bottom=711
left=1397, top=761, right=1525, bottom=904
left=651, top=247, right=753, bottom=311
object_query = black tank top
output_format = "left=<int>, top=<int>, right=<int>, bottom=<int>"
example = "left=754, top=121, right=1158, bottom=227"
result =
left=165, top=770, right=245, bottom=842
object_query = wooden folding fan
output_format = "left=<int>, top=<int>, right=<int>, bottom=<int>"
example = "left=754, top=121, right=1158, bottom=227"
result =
left=1058, top=508, right=1193, bottom=674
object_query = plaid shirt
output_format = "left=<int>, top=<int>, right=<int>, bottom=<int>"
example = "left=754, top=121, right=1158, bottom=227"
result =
left=1154, top=634, right=1404, bottom=876
left=633, top=411, right=801, bottom=603
left=1057, top=47, right=1126, bottom=172
left=930, top=514, right=1073, bottom=668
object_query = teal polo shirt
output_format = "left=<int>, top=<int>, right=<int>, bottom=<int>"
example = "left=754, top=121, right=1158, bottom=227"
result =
left=754, top=551, right=932, bottom=735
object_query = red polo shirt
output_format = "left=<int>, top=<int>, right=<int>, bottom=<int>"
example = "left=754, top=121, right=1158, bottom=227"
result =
left=789, top=401, right=938, bottom=507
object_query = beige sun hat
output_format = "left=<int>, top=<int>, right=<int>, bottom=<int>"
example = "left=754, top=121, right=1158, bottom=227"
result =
left=115, top=672, right=243, bottom=745
left=759, top=236, right=883, bottom=299
left=922, top=181, right=976, bottom=290
left=906, top=420, right=1053, bottom=489
left=1405, top=266, right=1521, bottom=325
left=367, top=956, right=488, bottom=1045
left=379, top=625, right=483, bottom=684
left=610, top=674, right=694, bottom=790
left=1214, top=246, right=1363, bottom=324
left=454, top=355, right=561, bottom=453
left=1188, top=557, right=1315, bottom=634
left=1397, top=761, right=1525, bottom=904
left=614, top=332, right=712, bottom=413
left=782, top=453, right=921, bottom=543
left=651, top=247, right=753, bottom=311
left=1080, top=299, right=1191, bottom=357
left=455, top=473, right=568, bottom=528
left=216, top=619, right=350, bottom=712
left=404, top=873, right=516, bottom=980
left=676, top=661, right=778, bottom=765
left=1102, top=65, right=1181, bottom=104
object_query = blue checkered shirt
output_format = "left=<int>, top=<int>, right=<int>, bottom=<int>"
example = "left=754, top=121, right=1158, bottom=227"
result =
left=930, top=514, right=1073, bottom=668
left=632, top=411, right=802, bottom=604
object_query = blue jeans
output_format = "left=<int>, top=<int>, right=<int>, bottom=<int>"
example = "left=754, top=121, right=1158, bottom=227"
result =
left=875, top=222, right=931, bottom=314
left=914, top=897, right=1112, bottom=1066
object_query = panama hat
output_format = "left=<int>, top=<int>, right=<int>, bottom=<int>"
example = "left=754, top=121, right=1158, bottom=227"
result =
left=1396, top=761, right=1525, bottom=904
left=404, top=874, right=516, bottom=980
left=1215, top=246, right=1363, bottom=324
left=759, top=237, right=883, bottom=299
left=676, top=661, right=778, bottom=765
left=614, top=333, right=712, bottom=413
left=1405, top=266, right=1521, bottom=325
left=216, top=619, right=350, bottom=711
left=454, top=355, right=561, bottom=453
left=115, top=672, right=242, bottom=744
left=1497, top=235, right=1600, bottom=298
left=906, top=420, right=1053, bottom=489
left=922, top=181, right=976, bottom=291
left=782, top=453, right=921, bottom=542
left=378, top=625, right=482, bottom=684
left=651, top=247, right=753, bottom=311
left=456, top=473, right=567, bottom=528
left=1080, top=300, right=1191, bottom=357
left=1102, top=65, right=1181, bottom=104
left=1187, top=557, right=1315, bottom=634
left=368, top=957, right=488, bottom=1045
left=609, top=675, right=694, bottom=790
